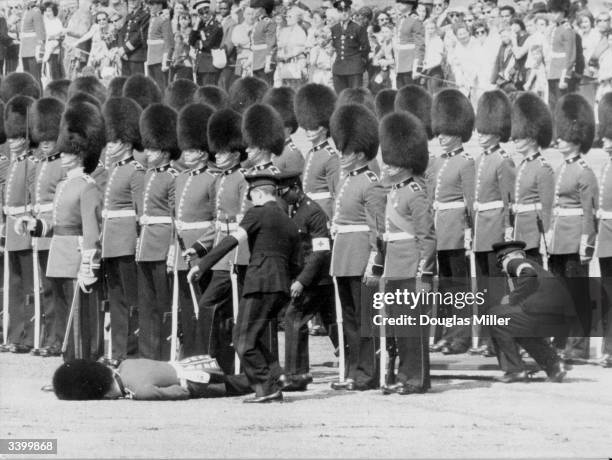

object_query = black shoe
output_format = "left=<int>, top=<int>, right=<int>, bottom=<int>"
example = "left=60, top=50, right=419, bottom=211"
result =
left=331, top=379, right=354, bottom=391
left=280, top=373, right=313, bottom=392
left=10, top=344, right=32, bottom=354
left=243, top=391, right=283, bottom=403
left=545, top=363, right=567, bottom=383
left=441, top=344, right=468, bottom=355
left=496, top=371, right=529, bottom=383
left=430, top=340, right=448, bottom=353
left=30, top=347, right=44, bottom=356
left=40, top=384, right=54, bottom=392
left=381, top=382, right=426, bottom=395
left=40, top=347, right=61, bottom=357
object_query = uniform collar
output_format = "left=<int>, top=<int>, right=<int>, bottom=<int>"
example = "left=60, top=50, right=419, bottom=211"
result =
left=222, top=163, right=242, bottom=175
left=523, top=151, right=541, bottom=162
left=348, top=165, right=369, bottom=176
left=189, top=165, right=208, bottom=176
left=114, top=156, right=134, bottom=167
left=391, top=176, right=414, bottom=190
left=284, top=138, right=292, bottom=146
left=312, top=139, right=330, bottom=152
left=483, top=144, right=501, bottom=155
left=15, top=151, right=32, bottom=162
left=153, top=162, right=172, bottom=172
left=441, top=147, right=463, bottom=158
left=565, top=154, right=581, bottom=164
left=253, top=161, right=274, bottom=171
left=46, top=152, right=61, bottom=162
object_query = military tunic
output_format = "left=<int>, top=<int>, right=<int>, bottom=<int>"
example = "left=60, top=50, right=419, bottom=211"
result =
left=596, top=156, right=612, bottom=258
left=146, top=12, right=173, bottom=66
left=302, top=139, right=339, bottom=219
left=19, top=7, right=45, bottom=58
left=394, top=15, right=425, bottom=75
left=251, top=17, right=276, bottom=72
left=330, top=20, right=369, bottom=76
left=273, top=138, right=305, bottom=174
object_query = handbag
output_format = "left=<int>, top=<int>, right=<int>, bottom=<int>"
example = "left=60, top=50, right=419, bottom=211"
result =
left=211, top=48, right=227, bottom=69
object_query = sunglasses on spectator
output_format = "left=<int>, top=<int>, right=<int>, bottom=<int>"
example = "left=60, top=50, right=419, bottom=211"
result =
left=433, top=3, right=444, bottom=7
left=448, top=12, right=459, bottom=17
left=475, top=29, right=486, bottom=35
left=483, top=9, right=492, bottom=14
left=379, top=16, right=389, bottom=22
left=596, top=18, right=610, bottom=22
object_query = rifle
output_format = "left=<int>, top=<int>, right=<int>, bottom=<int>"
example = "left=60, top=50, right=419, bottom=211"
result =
left=227, top=219, right=241, bottom=375
left=169, top=239, right=180, bottom=362
left=61, top=282, right=80, bottom=357
left=536, top=211, right=549, bottom=271
left=177, top=233, right=199, bottom=320
left=465, top=207, right=479, bottom=350
left=508, top=192, right=515, bottom=239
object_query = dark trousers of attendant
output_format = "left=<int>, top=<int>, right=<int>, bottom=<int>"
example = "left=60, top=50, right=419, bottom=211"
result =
left=137, top=261, right=171, bottom=361
left=436, top=249, right=470, bottom=349
left=122, top=60, right=145, bottom=77
left=148, top=63, right=167, bottom=94
left=599, top=257, right=612, bottom=356
left=21, top=57, right=41, bottom=85
left=332, top=73, right=363, bottom=94
left=36, top=250, right=56, bottom=349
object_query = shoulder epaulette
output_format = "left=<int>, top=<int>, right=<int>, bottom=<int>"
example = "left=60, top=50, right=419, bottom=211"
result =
left=239, top=168, right=248, bottom=175
left=499, top=149, right=511, bottom=160
left=288, top=140, right=299, bottom=151
left=168, top=167, right=179, bottom=177
left=365, top=170, right=378, bottom=183
left=409, top=181, right=422, bottom=192
left=83, top=174, right=96, bottom=185
left=0, top=155, right=7, bottom=162
left=461, top=151, right=473, bottom=160
left=130, top=160, right=145, bottom=171
left=578, top=159, right=589, bottom=169
left=269, top=165, right=281, bottom=174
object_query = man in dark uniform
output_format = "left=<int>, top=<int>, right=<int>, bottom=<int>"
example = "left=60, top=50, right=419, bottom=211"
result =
left=189, top=0, right=223, bottom=86
left=330, top=0, right=370, bottom=94
left=117, top=0, right=150, bottom=77
left=276, top=171, right=337, bottom=391
left=489, top=240, right=570, bottom=383
left=188, top=172, right=300, bottom=403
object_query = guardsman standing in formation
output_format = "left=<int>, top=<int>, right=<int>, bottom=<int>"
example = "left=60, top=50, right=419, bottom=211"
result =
left=277, top=171, right=337, bottom=391
left=118, top=0, right=150, bottom=77
left=547, top=0, right=576, bottom=114
left=294, top=84, right=339, bottom=219
left=379, top=111, right=436, bottom=395
left=19, top=1, right=45, bottom=86
left=189, top=0, right=224, bottom=86
left=595, top=93, right=612, bottom=367
left=136, top=104, right=179, bottom=361
left=329, top=104, right=386, bottom=391
left=100, top=97, right=145, bottom=365
left=250, top=0, right=277, bottom=86
left=1, top=95, right=37, bottom=354
left=393, top=0, right=425, bottom=89
left=510, top=92, right=555, bottom=265
left=428, top=89, right=475, bottom=355
left=263, top=87, right=305, bottom=174
left=29, top=97, right=65, bottom=357
left=146, top=0, right=174, bottom=94
left=173, top=103, right=217, bottom=357
left=185, top=109, right=247, bottom=374
left=242, top=104, right=284, bottom=175
left=17, top=101, right=106, bottom=361
left=188, top=172, right=300, bottom=403
left=330, top=0, right=370, bottom=94
left=548, top=93, right=598, bottom=362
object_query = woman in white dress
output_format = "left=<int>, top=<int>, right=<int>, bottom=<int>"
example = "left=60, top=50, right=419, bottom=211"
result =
left=277, top=7, right=307, bottom=89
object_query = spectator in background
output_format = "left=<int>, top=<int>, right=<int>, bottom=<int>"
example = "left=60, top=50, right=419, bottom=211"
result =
left=0, top=8, right=10, bottom=75
left=449, top=21, right=475, bottom=96
left=308, top=26, right=334, bottom=87
left=277, top=7, right=308, bottom=90
left=524, top=44, right=549, bottom=99
left=499, top=5, right=515, bottom=28
left=218, top=0, right=237, bottom=91
left=589, top=12, right=611, bottom=79
left=597, top=29, right=612, bottom=101
left=422, top=18, right=444, bottom=93
left=5, top=3, right=22, bottom=74
left=416, top=4, right=429, bottom=22
left=470, top=20, right=499, bottom=104
left=369, top=24, right=393, bottom=94
left=492, top=27, right=519, bottom=92
left=190, top=0, right=223, bottom=86
left=170, top=12, right=194, bottom=81
left=232, top=6, right=256, bottom=77
left=72, top=11, right=119, bottom=80
left=171, top=1, right=188, bottom=33
left=577, top=13, right=600, bottom=105
left=42, top=1, right=65, bottom=82
left=306, top=8, right=326, bottom=49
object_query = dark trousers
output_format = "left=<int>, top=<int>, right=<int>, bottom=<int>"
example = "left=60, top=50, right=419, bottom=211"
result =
left=489, top=303, right=565, bottom=374
left=122, top=60, right=145, bottom=77
left=21, top=57, right=41, bottom=86
left=50, top=277, right=104, bottom=361
left=599, top=257, right=612, bottom=355
left=233, top=291, right=287, bottom=396
left=437, top=249, right=470, bottom=348
left=549, top=253, right=591, bottom=356
left=170, top=66, right=193, bottom=82
left=178, top=269, right=206, bottom=359
left=336, top=276, right=378, bottom=388
left=37, top=250, right=56, bottom=349
left=332, top=73, right=363, bottom=94
left=524, top=248, right=543, bottom=265
left=46, top=54, right=63, bottom=81
left=218, top=65, right=237, bottom=91
left=7, top=250, right=34, bottom=346
left=196, top=71, right=220, bottom=86
left=284, top=284, right=338, bottom=376
left=396, top=71, right=416, bottom=90
left=148, top=63, right=167, bottom=94
left=137, top=261, right=171, bottom=361
left=548, top=79, right=577, bottom=119
left=423, top=65, right=444, bottom=94
left=475, top=250, right=505, bottom=307
left=105, top=256, right=138, bottom=360
left=253, top=68, right=274, bottom=86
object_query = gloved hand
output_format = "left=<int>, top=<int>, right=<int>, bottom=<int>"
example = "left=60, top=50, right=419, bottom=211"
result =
left=14, top=215, right=37, bottom=236
left=183, top=247, right=198, bottom=263
left=464, top=228, right=472, bottom=252
left=363, top=251, right=382, bottom=289
left=166, top=243, right=176, bottom=273
left=504, top=226, right=513, bottom=242
left=78, top=249, right=100, bottom=293
left=545, top=230, right=553, bottom=249
left=579, top=234, right=593, bottom=264
left=290, top=280, right=304, bottom=299
left=77, top=273, right=97, bottom=293
left=187, top=265, right=202, bottom=283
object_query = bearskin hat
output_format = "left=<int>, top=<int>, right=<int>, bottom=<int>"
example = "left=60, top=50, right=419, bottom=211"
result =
left=140, top=103, right=180, bottom=160
left=548, top=0, right=569, bottom=13
left=330, top=104, right=379, bottom=161
left=374, top=89, right=397, bottom=120
left=511, top=92, right=553, bottom=148
left=67, top=76, right=107, bottom=105
left=250, top=0, right=274, bottom=15
left=67, top=91, right=102, bottom=109
left=207, top=109, right=246, bottom=160
left=29, top=97, right=65, bottom=145
left=554, top=93, right=595, bottom=153
left=295, top=83, right=337, bottom=131
left=164, top=78, right=198, bottom=111
left=0, top=72, right=41, bottom=102
left=394, top=85, right=433, bottom=139
left=228, top=77, right=269, bottom=113
left=123, top=74, right=162, bottom=109
left=475, top=90, right=512, bottom=142
left=380, top=112, right=429, bottom=175
left=53, top=360, right=114, bottom=400
left=598, top=92, right=612, bottom=141
left=56, top=101, right=106, bottom=174
left=262, top=86, right=297, bottom=134
left=195, top=85, right=229, bottom=110
left=43, top=79, right=70, bottom=101
left=4, top=95, right=35, bottom=139
left=178, top=103, right=215, bottom=152
left=432, top=89, right=475, bottom=142
left=336, top=87, right=376, bottom=113
left=0, top=101, right=5, bottom=145
left=103, top=97, right=143, bottom=151
left=108, top=76, right=127, bottom=98
left=242, top=104, right=285, bottom=156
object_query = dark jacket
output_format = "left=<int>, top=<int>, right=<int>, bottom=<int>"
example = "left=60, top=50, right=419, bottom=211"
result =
left=118, top=6, right=150, bottom=62
left=331, top=20, right=370, bottom=76
left=189, top=18, right=223, bottom=73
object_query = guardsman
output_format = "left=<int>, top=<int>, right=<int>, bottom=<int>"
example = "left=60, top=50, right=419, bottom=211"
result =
left=195, top=85, right=229, bottom=110
left=117, top=0, right=150, bottom=77
left=164, top=79, right=197, bottom=112
left=378, top=111, right=435, bottom=395
left=294, top=83, right=340, bottom=219
left=595, top=93, right=612, bottom=367
left=122, top=74, right=162, bottom=110
left=100, top=97, right=145, bottom=365
left=428, top=89, right=475, bottom=355
left=510, top=92, right=555, bottom=265
left=172, top=103, right=217, bottom=358
left=276, top=171, right=337, bottom=391
left=189, top=0, right=224, bottom=86
left=188, top=172, right=300, bottom=403
left=67, top=76, right=108, bottom=107
left=1, top=96, right=37, bottom=354
left=548, top=93, right=598, bottom=362
left=228, top=76, right=269, bottom=114
left=489, top=240, right=569, bottom=383
left=263, top=87, right=305, bottom=174
left=330, top=0, right=370, bottom=94
left=19, top=1, right=46, bottom=85
left=146, top=0, right=173, bottom=93
left=547, top=0, right=576, bottom=114
left=0, top=72, right=42, bottom=103
left=242, top=103, right=284, bottom=175
left=17, top=101, right=106, bottom=361
left=249, top=0, right=277, bottom=86
left=136, top=103, right=180, bottom=361
left=185, top=109, right=247, bottom=374
left=393, top=0, right=425, bottom=89
left=374, top=89, right=397, bottom=120
left=0, top=104, right=6, bottom=345
left=329, top=104, right=385, bottom=391
left=29, top=97, right=65, bottom=357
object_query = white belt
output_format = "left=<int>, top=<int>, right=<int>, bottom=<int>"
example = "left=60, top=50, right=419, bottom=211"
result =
left=474, top=200, right=504, bottom=212
left=433, top=200, right=465, bottom=211
left=396, top=43, right=416, bottom=50
left=102, top=209, right=136, bottom=219
left=383, top=231, right=414, bottom=242
left=513, top=203, right=542, bottom=214
left=3, top=205, right=31, bottom=216
left=309, top=192, right=332, bottom=200
left=140, top=215, right=172, bottom=225
left=215, top=221, right=239, bottom=231
left=553, top=207, right=583, bottom=217
left=21, top=32, right=37, bottom=38
left=34, top=202, right=53, bottom=214
left=551, top=51, right=566, bottom=58
left=252, top=44, right=267, bottom=51
left=147, top=39, right=164, bottom=45
left=597, top=210, right=612, bottom=220
left=332, top=224, right=369, bottom=234
left=176, top=220, right=213, bottom=231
